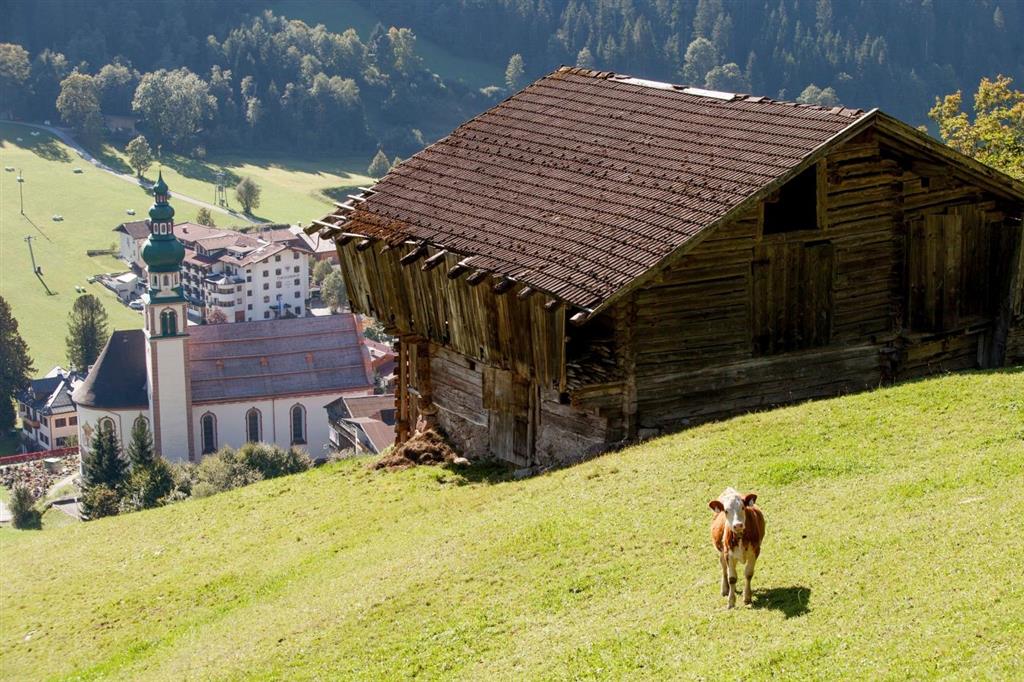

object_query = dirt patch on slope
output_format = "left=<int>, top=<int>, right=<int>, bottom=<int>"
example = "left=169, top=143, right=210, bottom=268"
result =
left=373, top=429, right=463, bottom=470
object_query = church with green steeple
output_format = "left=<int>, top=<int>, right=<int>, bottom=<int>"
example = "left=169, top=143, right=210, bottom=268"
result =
left=73, top=173, right=378, bottom=463
left=141, top=172, right=187, bottom=311
left=140, top=172, right=194, bottom=456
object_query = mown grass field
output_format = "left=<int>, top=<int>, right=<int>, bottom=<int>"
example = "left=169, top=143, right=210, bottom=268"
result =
left=0, top=122, right=370, bottom=374
left=0, top=123, right=152, bottom=372
left=2, top=370, right=1022, bottom=679
left=91, top=141, right=374, bottom=228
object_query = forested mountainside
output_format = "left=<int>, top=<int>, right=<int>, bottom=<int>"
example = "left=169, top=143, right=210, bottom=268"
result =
left=375, top=0, right=1023, bottom=118
left=1, top=0, right=1020, bottom=158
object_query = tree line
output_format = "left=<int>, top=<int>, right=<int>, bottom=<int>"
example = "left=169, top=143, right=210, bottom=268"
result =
left=367, top=0, right=1023, bottom=123
left=1, top=3, right=491, bottom=157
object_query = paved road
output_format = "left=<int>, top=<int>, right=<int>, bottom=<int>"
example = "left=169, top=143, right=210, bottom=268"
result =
left=4, top=120, right=257, bottom=224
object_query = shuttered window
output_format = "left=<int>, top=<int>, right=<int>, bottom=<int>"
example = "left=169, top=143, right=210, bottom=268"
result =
left=752, top=240, right=834, bottom=355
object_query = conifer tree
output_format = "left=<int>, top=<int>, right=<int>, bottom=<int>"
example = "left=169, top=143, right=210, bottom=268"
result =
left=505, top=53, right=525, bottom=91
left=125, top=417, right=156, bottom=469
left=65, top=294, right=109, bottom=371
left=82, top=420, right=128, bottom=490
left=367, top=149, right=390, bottom=177
left=0, top=296, right=34, bottom=430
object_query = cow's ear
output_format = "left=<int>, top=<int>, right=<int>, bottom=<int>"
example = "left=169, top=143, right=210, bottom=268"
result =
left=743, top=493, right=758, bottom=507
left=709, top=500, right=724, bottom=513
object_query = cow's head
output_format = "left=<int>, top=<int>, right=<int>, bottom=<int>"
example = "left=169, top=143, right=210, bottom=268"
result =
left=709, top=488, right=757, bottom=535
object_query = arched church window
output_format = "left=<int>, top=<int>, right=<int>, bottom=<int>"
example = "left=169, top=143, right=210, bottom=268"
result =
left=290, top=404, right=306, bottom=445
left=133, top=415, right=149, bottom=431
left=201, top=413, right=217, bottom=454
left=162, top=274, right=169, bottom=286
left=160, top=309, right=177, bottom=336
left=99, top=417, right=115, bottom=436
left=246, top=408, right=262, bottom=443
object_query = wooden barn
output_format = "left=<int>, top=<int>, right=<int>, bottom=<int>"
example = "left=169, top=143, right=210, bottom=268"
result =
left=309, top=67, right=1024, bottom=467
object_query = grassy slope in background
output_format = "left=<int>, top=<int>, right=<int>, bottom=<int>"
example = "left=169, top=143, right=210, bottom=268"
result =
left=0, top=122, right=370, bottom=376
left=1, top=370, right=1022, bottom=679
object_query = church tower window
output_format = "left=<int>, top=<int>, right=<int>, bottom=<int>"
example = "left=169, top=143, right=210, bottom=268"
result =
left=160, top=309, right=178, bottom=336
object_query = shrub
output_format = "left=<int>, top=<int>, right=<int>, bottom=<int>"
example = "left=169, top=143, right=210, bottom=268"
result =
left=235, top=442, right=311, bottom=479
left=81, top=484, right=120, bottom=520
left=120, top=458, right=176, bottom=512
left=191, top=447, right=263, bottom=498
left=10, top=486, right=41, bottom=529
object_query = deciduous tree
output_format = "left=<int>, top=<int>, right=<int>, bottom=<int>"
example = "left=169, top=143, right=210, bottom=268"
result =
left=234, top=177, right=261, bottom=214
left=65, top=294, right=109, bottom=371
left=0, top=43, right=31, bottom=116
left=206, top=308, right=228, bottom=324
left=124, top=134, right=153, bottom=177
left=0, top=296, right=34, bottom=431
left=56, top=70, right=103, bottom=139
left=312, top=260, right=333, bottom=285
left=195, top=206, right=216, bottom=226
left=929, top=75, right=1024, bottom=181
left=132, top=68, right=214, bottom=150
left=321, top=270, right=348, bottom=312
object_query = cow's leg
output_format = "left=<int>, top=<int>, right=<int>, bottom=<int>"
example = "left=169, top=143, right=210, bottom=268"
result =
left=726, top=554, right=738, bottom=609
left=720, top=552, right=729, bottom=597
left=743, top=553, right=757, bottom=605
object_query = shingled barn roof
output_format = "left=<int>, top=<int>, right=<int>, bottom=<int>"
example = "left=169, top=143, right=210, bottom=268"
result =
left=314, top=67, right=873, bottom=311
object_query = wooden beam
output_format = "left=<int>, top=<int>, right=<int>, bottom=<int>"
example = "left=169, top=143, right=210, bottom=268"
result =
left=569, top=311, right=590, bottom=325
left=466, top=269, right=490, bottom=286
left=446, top=257, right=474, bottom=280
left=400, top=243, right=428, bottom=266
left=516, top=286, right=533, bottom=300
left=493, top=276, right=515, bottom=294
left=355, top=239, right=374, bottom=252
left=544, top=297, right=562, bottom=311
left=421, top=250, right=448, bottom=271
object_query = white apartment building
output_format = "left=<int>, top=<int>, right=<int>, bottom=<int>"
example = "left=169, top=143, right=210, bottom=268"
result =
left=115, top=221, right=313, bottom=323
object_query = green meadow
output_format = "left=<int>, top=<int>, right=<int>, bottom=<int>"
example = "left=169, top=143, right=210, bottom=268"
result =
left=0, top=122, right=370, bottom=374
left=1, top=370, right=1022, bottom=679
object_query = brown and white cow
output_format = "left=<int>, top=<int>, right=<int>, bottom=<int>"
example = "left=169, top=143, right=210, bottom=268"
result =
left=709, top=488, right=765, bottom=608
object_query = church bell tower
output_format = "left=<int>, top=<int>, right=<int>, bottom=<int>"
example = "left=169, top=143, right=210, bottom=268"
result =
left=141, top=172, right=193, bottom=461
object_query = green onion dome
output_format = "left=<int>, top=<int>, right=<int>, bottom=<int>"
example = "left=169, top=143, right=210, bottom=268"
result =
left=141, top=172, right=185, bottom=273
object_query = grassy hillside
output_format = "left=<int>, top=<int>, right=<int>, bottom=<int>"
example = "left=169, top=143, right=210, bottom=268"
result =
left=0, top=122, right=369, bottom=373
left=0, top=124, right=152, bottom=372
left=2, top=370, right=1022, bottom=679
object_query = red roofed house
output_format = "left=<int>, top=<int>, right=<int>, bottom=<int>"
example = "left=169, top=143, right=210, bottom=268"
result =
left=310, top=67, right=1024, bottom=467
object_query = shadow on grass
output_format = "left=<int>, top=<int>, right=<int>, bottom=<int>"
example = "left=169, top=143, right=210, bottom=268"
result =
left=0, top=130, right=71, bottom=162
left=753, top=586, right=811, bottom=618
left=81, top=141, right=132, bottom=175
left=162, top=154, right=242, bottom=187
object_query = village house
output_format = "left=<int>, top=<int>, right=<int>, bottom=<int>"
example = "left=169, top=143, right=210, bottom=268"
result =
left=308, top=67, right=1024, bottom=467
left=16, top=367, right=83, bottom=451
left=76, top=176, right=376, bottom=462
left=326, top=394, right=397, bottom=454
left=115, top=221, right=319, bottom=322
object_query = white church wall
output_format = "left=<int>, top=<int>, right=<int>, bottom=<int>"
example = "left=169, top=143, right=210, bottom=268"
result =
left=76, top=404, right=149, bottom=456
left=191, top=389, right=370, bottom=459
